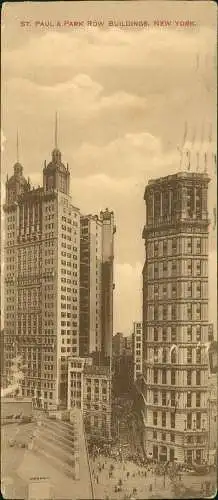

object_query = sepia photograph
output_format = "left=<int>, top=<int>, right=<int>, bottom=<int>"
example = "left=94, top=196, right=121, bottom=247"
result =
left=1, top=1, right=217, bottom=499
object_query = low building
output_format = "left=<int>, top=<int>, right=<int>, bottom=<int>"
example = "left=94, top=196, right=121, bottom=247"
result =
left=67, top=357, right=112, bottom=441
left=132, top=321, right=143, bottom=381
left=112, top=332, right=133, bottom=357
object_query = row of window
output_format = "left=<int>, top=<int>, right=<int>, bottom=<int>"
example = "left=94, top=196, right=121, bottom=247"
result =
left=147, top=260, right=207, bottom=279
left=153, top=391, right=201, bottom=407
left=150, top=368, right=202, bottom=385
left=148, top=303, right=207, bottom=321
left=147, top=237, right=205, bottom=257
left=150, top=325, right=202, bottom=343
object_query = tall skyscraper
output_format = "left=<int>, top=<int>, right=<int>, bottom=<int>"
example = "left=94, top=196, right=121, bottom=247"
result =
left=3, top=127, right=80, bottom=408
left=79, top=209, right=116, bottom=360
left=80, top=215, right=103, bottom=356
left=142, top=172, right=210, bottom=464
left=101, top=209, right=116, bottom=359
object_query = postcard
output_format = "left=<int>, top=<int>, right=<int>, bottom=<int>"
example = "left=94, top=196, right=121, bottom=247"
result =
left=1, top=1, right=217, bottom=499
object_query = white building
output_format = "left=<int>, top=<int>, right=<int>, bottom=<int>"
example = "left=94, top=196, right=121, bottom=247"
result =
left=142, top=172, right=210, bottom=465
left=67, top=357, right=112, bottom=441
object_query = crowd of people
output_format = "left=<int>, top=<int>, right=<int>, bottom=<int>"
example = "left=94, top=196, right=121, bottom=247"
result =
left=88, top=440, right=216, bottom=500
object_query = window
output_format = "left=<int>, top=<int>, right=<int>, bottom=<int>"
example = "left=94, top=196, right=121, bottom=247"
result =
left=154, top=348, right=158, bottom=362
left=162, top=328, right=167, bottom=342
left=154, top=306, right=159, bottom=320
left=187, top=260, right=192, bottom=276
left=196, top=347, right=201, bottom=364
left=162, top=369, right=167, bottom=384
left=153, top=411, right=158, bottom=426
left=172, top=283, right=177, bottom=298
left=171, top=369, right=176, bottom=385
left=162, top=391, right=167, bottom=406
left=171, top=348, right=177, bottom=364
left=162, top=432, right=166, bottom=441
left=196, top=412, right=201, bottom=429
left=154, top=284, right=159, bottom=297
left=196, top=261, right=201, bottom=276
left=187, top=413, right=192, bottom=430
left=170, top=432, right=175, bottom=443
left=187, top=282, right=192, bottom=298
left=154, top=264, right=159, bottom=279
left=171, top=305, right=176, bottom=320
left=187, top=370, right=192, bottom=386
left=196, top=393, right=201, bottom=407
left=163, top=241, right=168, bottom=256
left=196, top=303, right=201, bottom=320
left=162, top=412, right=166, bottom=427
left=196, top=238, right=201, bottom=255
left=154, top=241, right=159, bottom=257
left=171, top=327, right=176, bottom=343
left=187, top=392, right=192, bottom=407
left=153, top=430, right=157, bottom=439
left=163, top=262, right=168, bottom=276
left=187, top=304, right=192, bottom=321
left=153, top=391, right=158, bottom=404
left=187, top=326, right=192, bottom=343
left=196, top=370, right=201, bottom=385
left=187, top=347, right=192, bottom=364
left=162, top=348, right=167, bottom=363
left=171, top=392, right=175, bottom=407
left=196, top=281, right=201, bottom=298
left=171, top=413, right=175, bottom=429
left=172, top=239, right=177, bottom=255
left=172, top=261, right=177, bottom=276
left=154, top=327, right=158, bottom=341
left=154, top=369, right=158, bottom=384
left=196, top=325, right=201, bottom=342
left=187, top=238, right=192, bottom=254
left=163, top=305, right=168, bottom=321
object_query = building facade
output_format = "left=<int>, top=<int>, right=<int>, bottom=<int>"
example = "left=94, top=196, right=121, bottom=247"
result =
left=80, top=215, right=103, bottom=357
left=4, top=145, right=80, bottom=408
left=133, top=322, right=143, bottom=381
left=101, top=209, right=116, bottom=359
left=79, top=209, right=116, bottom=360
left=142, top=172, right=210, bottom=464
left=112, top=332, right=133, bottom=357
left=67, top=357, right=112, bottom=441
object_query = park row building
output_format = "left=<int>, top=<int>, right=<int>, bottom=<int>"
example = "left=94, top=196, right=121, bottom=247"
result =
left=142, top=171, right=210, bottom=465
left=3, top=138, right=115, bottom=412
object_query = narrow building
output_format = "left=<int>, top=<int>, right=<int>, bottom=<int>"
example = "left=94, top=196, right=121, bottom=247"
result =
left=79, top=209, right=116, bottom=361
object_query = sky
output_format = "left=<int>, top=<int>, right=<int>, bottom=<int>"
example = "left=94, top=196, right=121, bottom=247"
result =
left=1, top=1, right=217, bottom=335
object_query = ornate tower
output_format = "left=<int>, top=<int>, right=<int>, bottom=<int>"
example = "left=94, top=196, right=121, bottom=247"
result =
left=43, top=113, right=70, bottom=194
